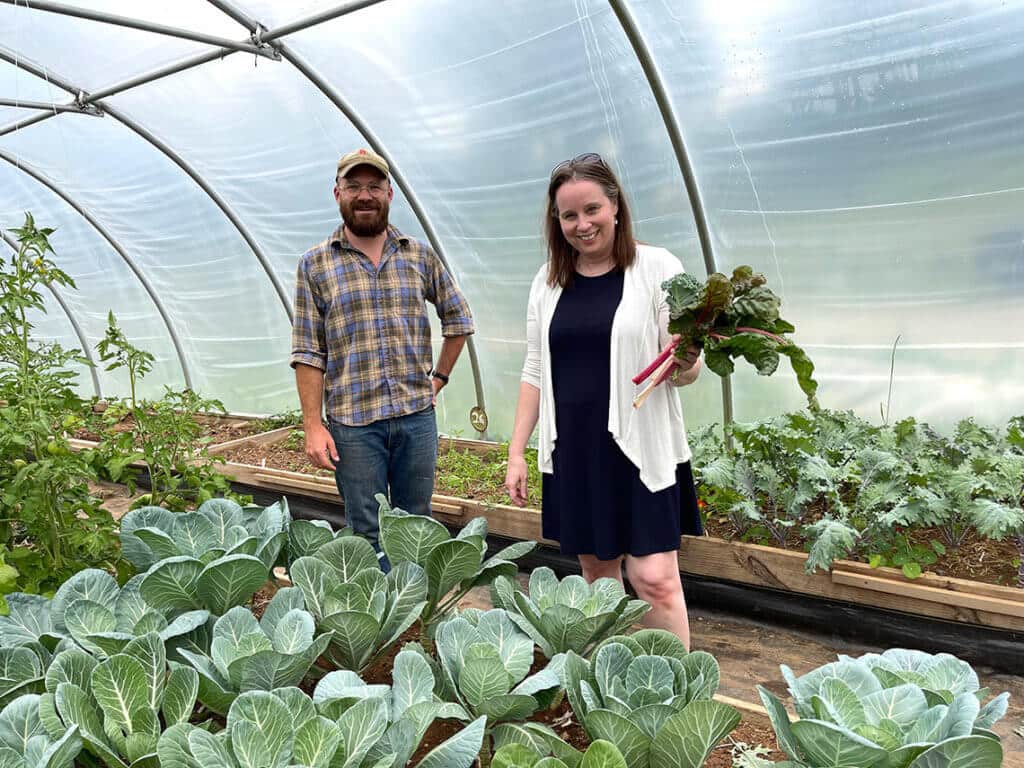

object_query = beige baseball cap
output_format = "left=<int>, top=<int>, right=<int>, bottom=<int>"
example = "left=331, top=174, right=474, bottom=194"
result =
left=337, top=148, right=389, bottom=179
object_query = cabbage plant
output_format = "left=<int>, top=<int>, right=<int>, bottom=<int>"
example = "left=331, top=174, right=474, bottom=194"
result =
left=174, top=591, right=331, bottom=715
left=120, top=498, right=288, bottom=574
left=759, top=648, right=1009, bottom=767
left=492, top=740, right=626, bottom=768
left=0, top=645, right=49, bottom=709
left=562, top=630, right=739, bottom=768
left=490, top=568, right=649, bottom=658
left=287, top=517, right=351, bottom=563
left=288, top=534, right=426, bottom=672
left=40, top=632, right=198, bottom=768
left=120, top=499, right=289, bottom=618
left=157, top=670, right=486, bottom=768
left=0, top=695, right=82, bottom=768
left=0, top=570, right=209, bottom=661
left=435, top=609, right=564, bottom=725
left=377, top=495, right=536, bottom=629
left=312, top=645, right=474, bottom=765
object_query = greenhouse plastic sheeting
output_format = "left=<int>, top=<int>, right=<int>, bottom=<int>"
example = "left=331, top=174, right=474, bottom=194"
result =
left=1, top=0, right=1021, bottom=438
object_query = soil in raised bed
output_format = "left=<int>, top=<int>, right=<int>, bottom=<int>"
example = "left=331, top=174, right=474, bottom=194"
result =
left=222, top=432, right=542, bottom=504
left=72, top=409, right=268, bottom=445
left=702, top=507, right=1022, bottom=589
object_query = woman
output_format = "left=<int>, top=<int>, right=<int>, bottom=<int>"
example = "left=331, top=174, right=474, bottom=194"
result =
left=504, top=153, right=703, bottom=647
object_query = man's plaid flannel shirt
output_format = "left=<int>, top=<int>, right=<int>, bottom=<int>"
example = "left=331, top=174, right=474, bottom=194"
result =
left=290, top=225, right=474, bottom=426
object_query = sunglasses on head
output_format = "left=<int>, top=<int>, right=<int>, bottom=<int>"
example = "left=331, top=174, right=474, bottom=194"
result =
left=550, top=152, right=606, bottom=178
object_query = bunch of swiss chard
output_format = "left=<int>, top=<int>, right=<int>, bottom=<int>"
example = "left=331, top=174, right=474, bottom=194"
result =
left=635, top=266, right=819, bottom=408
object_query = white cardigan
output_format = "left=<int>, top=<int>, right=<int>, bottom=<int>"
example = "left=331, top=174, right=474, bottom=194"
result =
left=521, top=244, right=693, bottom=492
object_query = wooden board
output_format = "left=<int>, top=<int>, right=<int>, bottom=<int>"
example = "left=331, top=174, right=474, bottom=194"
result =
left=831, top=570, right=1024, bottom=619
left=209, top=425, right=296, bottom=454
left=676, top=536, right=1023, bottom=632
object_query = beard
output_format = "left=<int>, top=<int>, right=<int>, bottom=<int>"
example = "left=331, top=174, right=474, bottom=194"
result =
left=340, top=198, right=389, bottom=237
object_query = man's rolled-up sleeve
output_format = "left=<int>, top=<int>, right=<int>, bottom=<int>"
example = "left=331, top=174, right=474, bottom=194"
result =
left=290, top=256, right=327, bottom=370
left=429, top=252, right=475, bottom=337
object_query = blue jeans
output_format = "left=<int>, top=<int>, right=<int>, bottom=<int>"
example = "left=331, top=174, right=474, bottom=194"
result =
left=329, top=407, right=437, bottom=566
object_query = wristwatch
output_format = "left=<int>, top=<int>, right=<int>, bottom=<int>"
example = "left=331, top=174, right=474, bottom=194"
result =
left=430, top=369, right=449, bottom=384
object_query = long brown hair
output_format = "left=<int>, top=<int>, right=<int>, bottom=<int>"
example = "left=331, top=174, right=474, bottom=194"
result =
left=544, top=154, right=635, bottom=288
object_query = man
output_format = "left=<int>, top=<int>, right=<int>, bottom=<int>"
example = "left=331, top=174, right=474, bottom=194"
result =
left=291, top=148, right=474, bottom=569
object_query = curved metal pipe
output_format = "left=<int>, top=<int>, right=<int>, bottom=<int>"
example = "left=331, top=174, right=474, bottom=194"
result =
left=0, top=150, right=193, bottom=388
left=0, top=0, right=278, bottom=58
left=0, top=48, right=295, bottom=323
left=607, top=0, right=734, bottom=429
left=1, top=231, right=101, bottom=397
left=206, top=0, right=490, bottom=437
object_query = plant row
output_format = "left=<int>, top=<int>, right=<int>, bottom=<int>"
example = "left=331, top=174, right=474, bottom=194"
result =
left=688, top=408, right=1024, bottom=584
left=1, top=214, right=244, bottom=604
left=0, top=494, right=1012, bottom=767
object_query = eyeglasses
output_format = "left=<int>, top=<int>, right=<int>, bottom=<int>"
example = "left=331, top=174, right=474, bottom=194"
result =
left=340, top=182, right=389, bottom=197
left=550, top=152, right=606, bottom=178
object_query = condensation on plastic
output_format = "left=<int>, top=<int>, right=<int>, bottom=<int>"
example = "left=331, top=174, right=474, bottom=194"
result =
left=1, top=115, right=293, bottom=413
left=0, top=165, right=178, bottom=399
left=631, top=0, right=1024, bottom=426
left=0, top=0, right=1021, bottom=435
left=0, top=1, right=242, bottom=92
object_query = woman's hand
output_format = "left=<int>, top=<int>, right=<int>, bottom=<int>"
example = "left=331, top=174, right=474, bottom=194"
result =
left=504, top=454, right=530, bottom=507
left=669, top=336, right=702, bottom=386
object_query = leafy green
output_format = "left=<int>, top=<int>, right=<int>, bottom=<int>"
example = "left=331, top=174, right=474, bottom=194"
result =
left=0, top=214, right=122, bottom=596
left=490, top=568, right=649, bottom=659
left=0, top=694, right=82, bottom=768
left=93, top=313, right=241, bottom=511
left=378, top=495, right=535, bottom=629
left=434, top=609, right=565, bottom=735
left=562, top=629, right=738, bottom=768
left=759, top=648, right=1009, bottom=767
left=661, top=266, right=818, bottom=408
left=175, top=596, right=329, bottom=715
left=288, top=534, right=428, bottom=673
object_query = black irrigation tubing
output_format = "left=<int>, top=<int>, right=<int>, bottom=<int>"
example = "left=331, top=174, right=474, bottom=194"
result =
left=183, top=476, right=1024, bottom=675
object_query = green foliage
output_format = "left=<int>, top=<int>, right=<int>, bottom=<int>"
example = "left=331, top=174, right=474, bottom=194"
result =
left=561, top=629, right=739, bottom=768
left=0, top=694, right=83, bottom=768
left=45, top=633, right=199, bottom=767
left=377, top=495, right=536, bottom=629
left=759, top=648, right=1009, bottom=767
left=93, top=313, right=239, bottom=511
left=249, top=409, right=302, bottom=434
left=288, top=535, right=428, bottom=673
left=690, top=409, right=1024, bottom=579
left=434, top=609, right=564, bottom=731
left=311, top=645, right=482, bottom=767
left=175, top=599, right=330, bottom=715
left=662, top=265, right=819, bottom=408
left=492, top=739, right=626, bottom=768
left=158, top=661, right=485, bottom=768
left=0, top=214, right=121, bottom=598
left=490, top=568, right=649, bottom=659
left=119, top=498, right=288, bottom=577
left=0, top=568, right=210, bottom=662
left=435, top=442, right=543, bottom=508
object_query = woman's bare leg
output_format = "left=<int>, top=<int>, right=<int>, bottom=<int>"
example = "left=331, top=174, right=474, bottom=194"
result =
left=577, top=553, right=625, bottom=588
left=624, top=550, right=690, bottom=649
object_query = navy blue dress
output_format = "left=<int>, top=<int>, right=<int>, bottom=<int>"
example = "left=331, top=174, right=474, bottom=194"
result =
left=541, top=268, right=703, bottom=560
